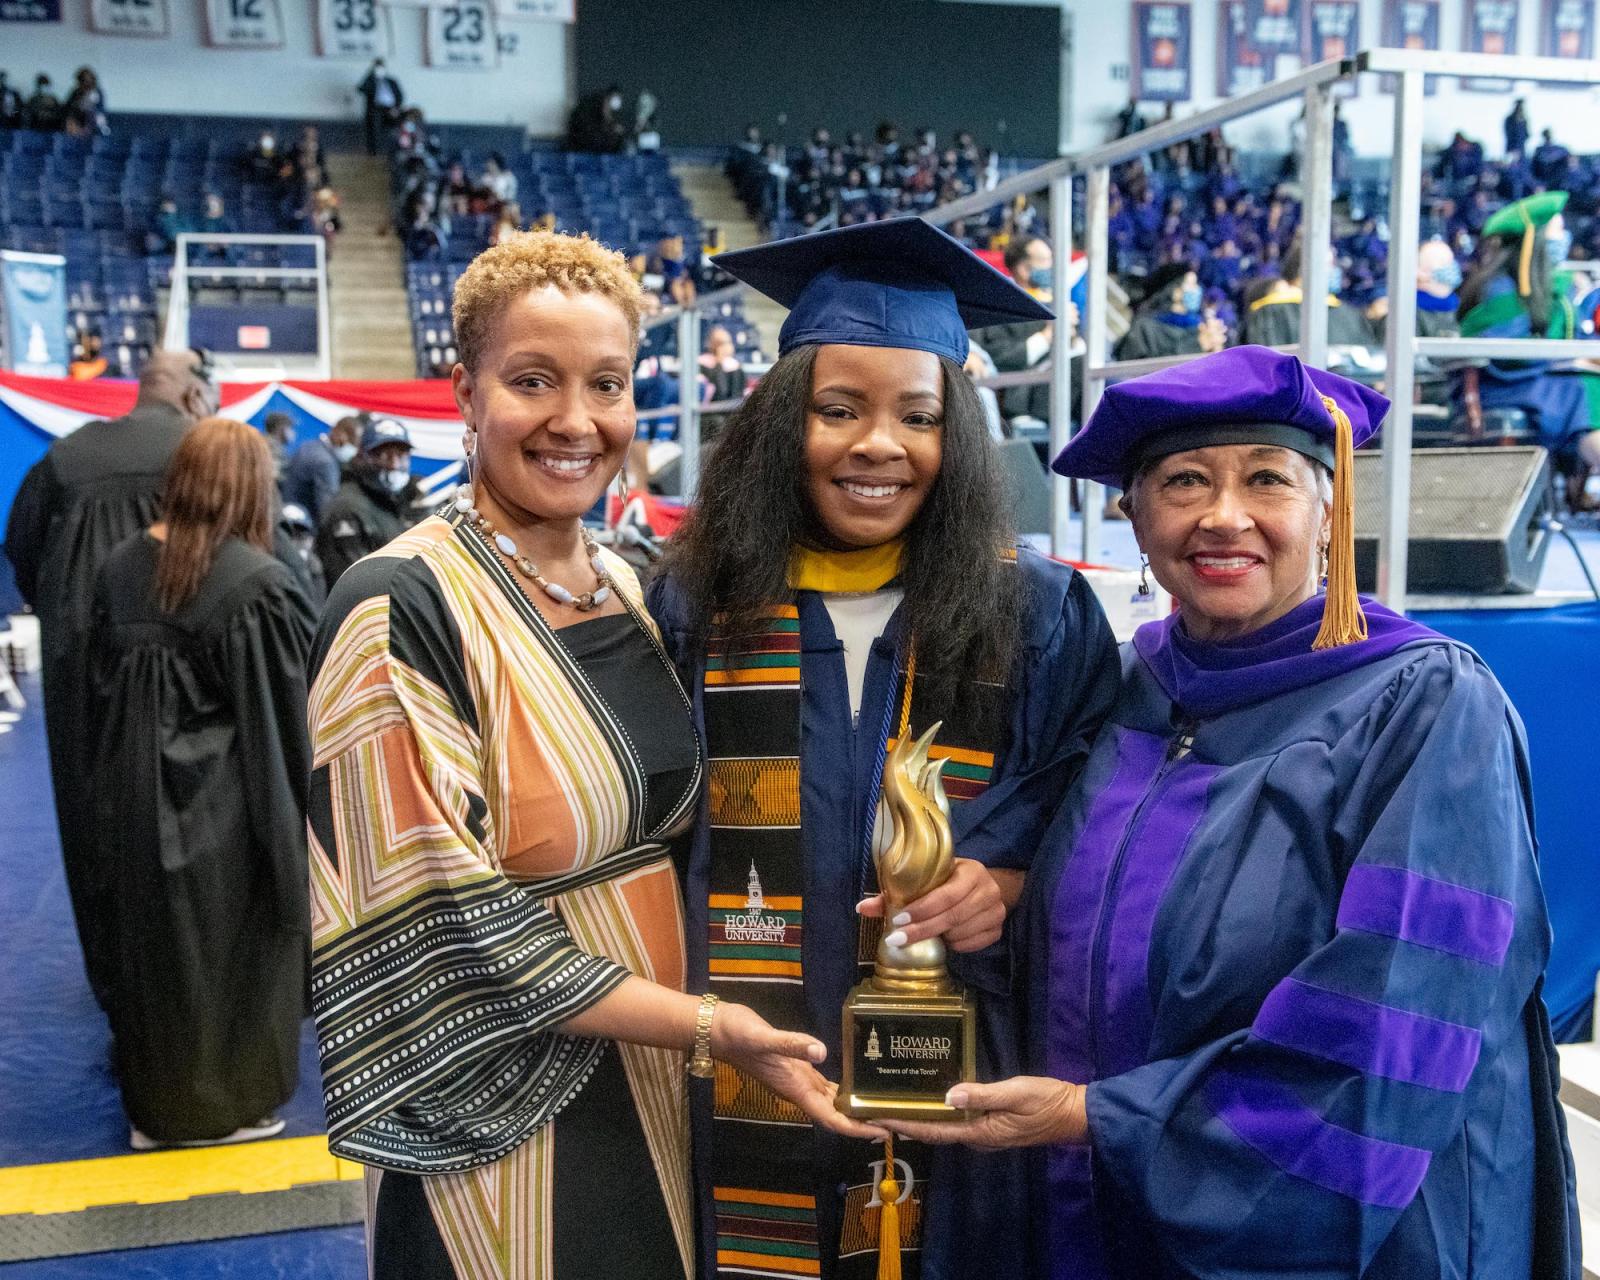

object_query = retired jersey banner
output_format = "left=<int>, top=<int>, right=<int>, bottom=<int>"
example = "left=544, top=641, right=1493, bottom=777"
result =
left=88, top=0, right=168, bottom=32
left=1381, top=0, right=1440, bottom=90
left=1542, top=0, right=1594, bottom=62
left=426, top=0, right=498, bottom=66
left=203, top=0, right=284, bottom=44
left=0, top=0, right=59, bottom=19
left=1132, top=2, right=1193, bottom=101
left=1, top=253, right=69, bottom=379
left=1463, top=0, right=1520, bottom=89
left=1245, top=0, right=1307, bottom=73
left=317, top=0, right=388, bottom=56
left=1306, top=0, right=1360, bottom=59
left=1218, top=0, right=1271, bottom=94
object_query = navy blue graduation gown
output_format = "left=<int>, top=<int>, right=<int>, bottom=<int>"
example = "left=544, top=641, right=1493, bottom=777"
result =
left=1020, top=595, right=1580, bottom=1279
left=649, top=550, right=1119, bottom=1280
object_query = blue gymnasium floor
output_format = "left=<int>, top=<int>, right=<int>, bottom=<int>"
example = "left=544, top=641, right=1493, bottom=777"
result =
left=0, top=673, right=366, bottom=1278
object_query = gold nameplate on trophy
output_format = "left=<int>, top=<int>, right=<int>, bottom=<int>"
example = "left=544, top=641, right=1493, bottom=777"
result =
left=839, top=725, right=976, bottom=1120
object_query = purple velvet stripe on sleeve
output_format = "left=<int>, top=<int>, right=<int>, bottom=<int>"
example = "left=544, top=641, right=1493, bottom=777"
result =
left=1253, top=978, right=1482, bottom=1092
left=1207, top=1069, right=1432, bottom=1211
left=1337, top=864, right=1515, bottom=967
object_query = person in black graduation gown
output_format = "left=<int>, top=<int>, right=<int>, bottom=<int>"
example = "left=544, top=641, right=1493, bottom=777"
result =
left=1239, top=239, right=1377, bottom=349
left=88, top=417, right=316, bottom=1148
left=3, top=349, right=217, bottom=1006
left=1115, top=263, right=1230, bottom=362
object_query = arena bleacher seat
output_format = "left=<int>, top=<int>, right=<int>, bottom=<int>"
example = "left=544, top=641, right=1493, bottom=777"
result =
left=0, top=125, right=317, bottom=377
left=398, top=146, right=749, bottom=378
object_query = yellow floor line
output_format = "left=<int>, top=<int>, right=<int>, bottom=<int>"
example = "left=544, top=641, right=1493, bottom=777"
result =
left=0, top=1136, right=362, bottom=1216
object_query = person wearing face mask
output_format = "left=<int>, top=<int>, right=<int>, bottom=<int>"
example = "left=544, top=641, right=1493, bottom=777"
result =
left=973, top=234, right=1080, bottom=427
left=307, top=231, right=853, bottom=1280
left=275, top=501, right=328, bottom=608
left=1239, top=239, right=1378, bottom=350
left=1367, top=239, right=1464, bottom=408
left=1456, top=191, right=1600, bottom=487
left=1413, top=237, right=1463, bottom=338
left=4, top=348, right=220, bottom=1008
left=357, top=58, right=404, bottom=156
left=1116, top=263, right=1229, bottom=361
left=282, top=414, right=362, bottom=524
left=647, top=218, right=1119, bottom=1280
left=314, top=417, right=422, bottom=587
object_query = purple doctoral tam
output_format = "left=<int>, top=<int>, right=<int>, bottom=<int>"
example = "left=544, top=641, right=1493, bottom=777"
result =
left=1052, top=345, right=1390, bottom=487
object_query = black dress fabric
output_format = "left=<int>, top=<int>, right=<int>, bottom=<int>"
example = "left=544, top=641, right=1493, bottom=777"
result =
left=557, top=611, right=699, bottom=834
left=368, top=606, right=696, bottom=1280
left=88, top=533, right=316, bottom=1141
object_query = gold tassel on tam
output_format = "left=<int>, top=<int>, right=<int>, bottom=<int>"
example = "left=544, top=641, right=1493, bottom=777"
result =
left=1312, top=395, right=1369, bottom=650
left=877, top=1134, right=903, bottom=1280
left=1517, top=219, right=1536, bottom=298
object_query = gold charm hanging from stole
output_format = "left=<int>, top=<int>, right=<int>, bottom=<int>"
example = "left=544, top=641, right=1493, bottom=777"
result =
left=839, top=724, right=976, bottom=1120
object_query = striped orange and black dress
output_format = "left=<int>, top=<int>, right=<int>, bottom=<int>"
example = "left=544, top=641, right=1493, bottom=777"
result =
left=307, top=511, right=702, bottom=1280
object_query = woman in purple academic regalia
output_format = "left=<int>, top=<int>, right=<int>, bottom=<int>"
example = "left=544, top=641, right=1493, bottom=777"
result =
left=891, top=346, right=1581, bottom=1279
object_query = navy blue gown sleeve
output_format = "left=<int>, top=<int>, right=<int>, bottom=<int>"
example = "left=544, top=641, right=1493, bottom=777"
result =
left=1083, top=645, right=1569, bottom=1276
left=952, top=559, right=1120, bottom=876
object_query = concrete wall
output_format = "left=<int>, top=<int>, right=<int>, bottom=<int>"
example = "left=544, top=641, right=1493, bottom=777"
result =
left=1071, top=0, right=1600, bottom=157
left=2, top=0, right=571, bottom=132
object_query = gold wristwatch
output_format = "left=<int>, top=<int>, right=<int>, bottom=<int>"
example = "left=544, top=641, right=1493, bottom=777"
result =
left=687, top=992, right=720, bottom=1078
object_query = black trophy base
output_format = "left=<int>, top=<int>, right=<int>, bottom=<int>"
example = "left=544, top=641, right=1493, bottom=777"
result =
left=837, top=981, right=976, bottom=1120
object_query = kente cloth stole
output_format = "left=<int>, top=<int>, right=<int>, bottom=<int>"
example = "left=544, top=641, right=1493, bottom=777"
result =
left=701, top=605, right=1005, bottom=1279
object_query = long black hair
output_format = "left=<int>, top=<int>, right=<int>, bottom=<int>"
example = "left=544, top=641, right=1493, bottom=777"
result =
left=664, top=344, right=1025, bottom=715
left=1460, top=228, right=1554, bottom=334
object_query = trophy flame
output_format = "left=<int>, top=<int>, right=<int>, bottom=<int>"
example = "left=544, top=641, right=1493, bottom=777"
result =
left=872, top=723, right=956, bottom=995
left=840, top=721, right=975, bottom=1119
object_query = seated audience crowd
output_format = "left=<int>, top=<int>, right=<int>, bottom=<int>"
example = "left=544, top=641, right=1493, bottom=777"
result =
left=1, top=66, right=343, bottom=380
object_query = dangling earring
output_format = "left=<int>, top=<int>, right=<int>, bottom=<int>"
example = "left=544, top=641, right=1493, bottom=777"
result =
left=1317, top=543, right=1329, bottom=587
left=454, top=426, right=477, bottom=513
left=1137, top=554, right=1153, bottom=598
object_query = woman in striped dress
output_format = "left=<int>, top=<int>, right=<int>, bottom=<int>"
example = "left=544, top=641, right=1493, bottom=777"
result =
left=307, top=231, right=870, bottom=1280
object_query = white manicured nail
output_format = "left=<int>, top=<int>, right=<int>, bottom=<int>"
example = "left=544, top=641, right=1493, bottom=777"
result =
left=884, top=930, right=908, bottom=948
left=890, top=912, right=912, bottom=927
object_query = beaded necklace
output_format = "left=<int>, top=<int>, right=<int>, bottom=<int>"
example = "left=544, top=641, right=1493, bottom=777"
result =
left=453, top=483, right=614, bottom=611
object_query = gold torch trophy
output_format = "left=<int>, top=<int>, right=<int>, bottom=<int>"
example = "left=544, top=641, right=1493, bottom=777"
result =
left=838, top=725, right=975, bottom=1119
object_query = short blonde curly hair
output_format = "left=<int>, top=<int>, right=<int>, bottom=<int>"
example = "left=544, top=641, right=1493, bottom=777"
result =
left=451, top=230, right=644, bottom=371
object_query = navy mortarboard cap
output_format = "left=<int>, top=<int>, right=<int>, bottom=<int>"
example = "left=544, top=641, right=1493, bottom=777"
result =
left=361, top=417, right=412, bottom=453
left=1053, top=346, right=1391, bottom=652
left=1051, top=346, right=1387, bottom=488
left=714, top=217, right=1052, bottom=365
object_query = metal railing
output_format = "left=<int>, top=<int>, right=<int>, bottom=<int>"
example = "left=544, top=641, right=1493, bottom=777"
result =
left=164, top=232, right=331, bottom=381
left=645, top=49, right=1600, bottom=603
left=1359, top=47, right=1600, bottom=605
left=634, top=281, right=751, bottom=500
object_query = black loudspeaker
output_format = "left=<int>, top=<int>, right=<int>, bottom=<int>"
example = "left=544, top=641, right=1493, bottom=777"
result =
left=1353, top=446, right=1553, bottom=594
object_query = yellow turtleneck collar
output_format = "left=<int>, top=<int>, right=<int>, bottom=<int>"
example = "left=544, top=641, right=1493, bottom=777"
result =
left=787, top=540, right=905, bottom=594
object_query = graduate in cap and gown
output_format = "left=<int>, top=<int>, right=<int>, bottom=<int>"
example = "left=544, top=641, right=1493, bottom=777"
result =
left=1456, top=190, right=1600, bottom=474
left=888, top=346, right=1580, bottom=1279
left=647, top=217, right=1119, bottom=1280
